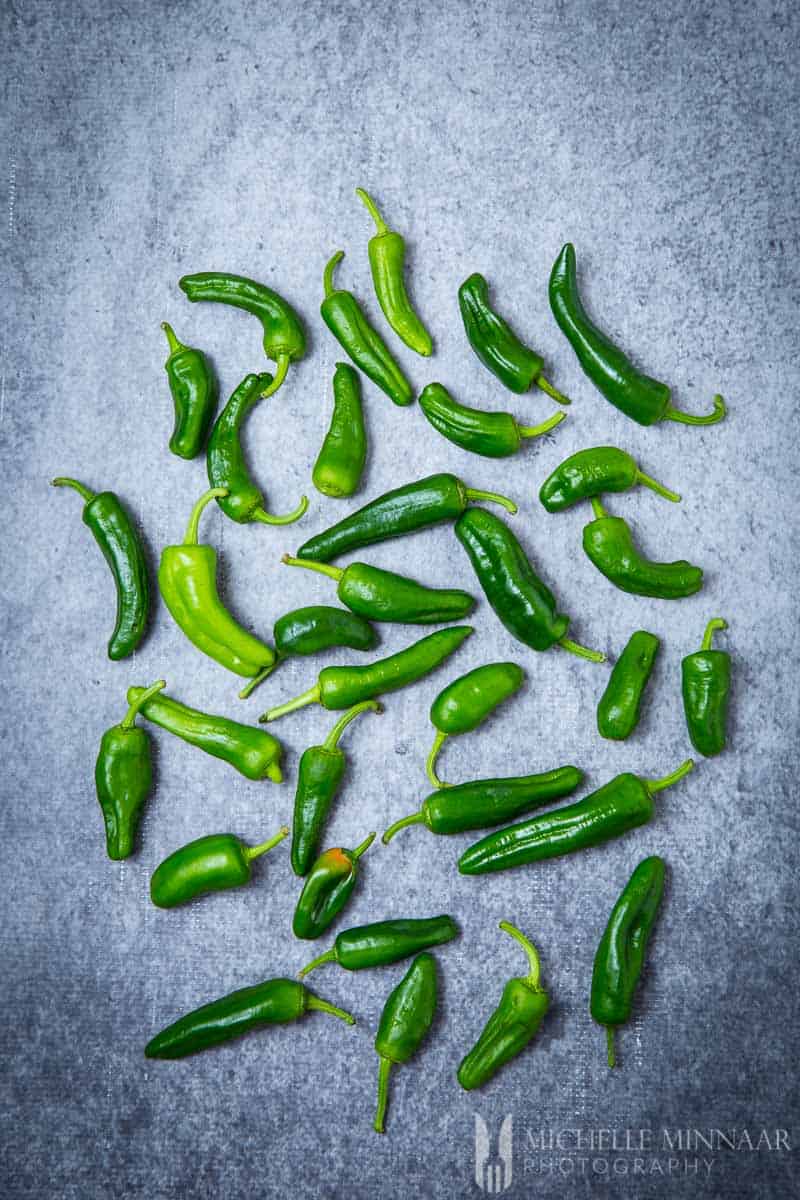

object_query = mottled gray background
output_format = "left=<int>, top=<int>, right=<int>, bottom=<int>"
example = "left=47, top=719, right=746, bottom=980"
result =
left=2, top=1, right=798, bottom=1196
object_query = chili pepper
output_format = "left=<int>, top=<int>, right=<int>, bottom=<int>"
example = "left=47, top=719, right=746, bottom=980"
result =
left=312, top=362, right=367, bottom=498
left=94, top=679, right=165, bottom=860
left=297, top=472, right=517, bottom=563
left=320, top=250, right=413, bottom=407
left=591, top=856, right=665, bottom=1068
left=458, top=272, right=570, bottom=403
left=207, top=373, right=308, bottom=525
left=373, top=953, right=437, bottom=1134
left=260, top=626, right=473, bottom=723
left=161, top=321, right=217, bottom=459
left=455, top=507, right=604, bottom=662
left=419, top=381, right=566, bottom=458
left=382, top=766, right=583, bottom=844
left=282, top=554, right=475, bottom=625
left=126, top=685, right=283, bottom=782
left=144, top=977, right=354, bottom=1060
left=549, top=243, right=726, bottom=427
left=458, top=759, right=693, bottom=875
left=583, top=498, right=703, bottom=598
left=425, top=662, right=525, bottom=788
left=179, top=271, right=305, bottom=399
left=252, top=604, right=377, bottom=693
left=51, top=477, right=150, bottom=660
left=355, top=188, right=432, bottom=357
left=457, top=921, right=549, bottom=1090
left=290, top=701, right=381, bottom=877
left=597, top=630, right=660, bottom=741
left=681, top=618, right=731, bottom=756
left=292, top=833, right=376, bottom=939
left=298, top=915, right=458, bottom=976
left=539, top=446, right=681, bottom=512
left=158, top=486, right=276, bottom=695
left=150, top=826, right=288, bottom=909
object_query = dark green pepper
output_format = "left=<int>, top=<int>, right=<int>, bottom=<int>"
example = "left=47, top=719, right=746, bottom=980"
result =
left=591, top=856, right=666, bottom=1068
left=584, top=498, right=703, bottom=598
left=681, top=618, right=731, bottom=756
left=425, top=662, right=525, bottom=787
left=298, top=915, right=459, bottom=976
left=240, top=605, right=378, bottom=697
left=292, top=833, right=376, bottom=939
left=150, top=825, right=289, bottom=909
left=539, top=446, right=681, bottom=512
left=356, top=187, right=433, bottom=357
left=457, top=921, right=549, bottom=1090
left=161, top=321, right=217, bottom=459
left=312, top=362, right=367, bottom=498
left=419, top=381, right=566, bottom=458
left=373, top=954, right=437, bottom=1134
left=95, top=679, right=165, bottom=860
left=597, top=630, right=660, bottom=741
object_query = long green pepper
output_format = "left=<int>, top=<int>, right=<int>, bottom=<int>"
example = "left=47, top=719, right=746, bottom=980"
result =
left=356, top=188, right=433, bottom=357
left=312, top=362, right=367, bottom=498
left=597, top=631, right=660, bottom=740
left=161, top=321, right=217, bottom=459
left=419, top=382, right=566, bottom=458
left=373, top=954, right=438, bottom=1134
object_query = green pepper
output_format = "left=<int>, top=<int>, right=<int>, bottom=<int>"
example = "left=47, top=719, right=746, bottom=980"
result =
left=425, top=662, right=525, bottom=787
left=179, top=271, right=305, bottom=399
left=312, top=362, right=367, bottom=498
left=455, top=507, right=604, bottom=661
left=419, top=382, right=566, bottom=458
left=144, top=977, right=354, bottom=1060
left=549, top=243, right=726, bottom=427
left=382, top=767, right=583, bottom=844
left=539, top=446, right=681, bottom=512
left=150, top=825, right=289, bottom=908
left=457, top=921, right=549, bottom=1090
left=458, top=272, right=570, bottom=402
left=591, top=856, right=665, bottom=1068
left=158, top=486, right=276, bottom=695
left=290, top=701, right=381, bottom=877
left=52, top=476, right=150, bottom=660
left=583, top=498, right=703, bottom=598
left=282, top=554, right=475, bottom=625
left=597, top=631, right=660, bottom=741
left=373, top=954, right=437, bottom=1134
left=240, top=605, right=377, bottom=699
left=207, top=373, right=308, bottom=525
left=356, top=188, right=433, bottom=357
left=95, top=679, right=166, bottom=860
left=297, top=472, right=517, bottom=563
left=298, top=915, right=458, bottom=976
left=681, top=618, right=731, bottom=756
left=458, top=759, right=693, bottom=875
left=161, top=321, right=217, bottom=459
left=292, top=833, right=376, bottom=939
left=320, top=250, right=413, bottom=407
left=126, top=685, right=283, bottom=782
left=260, top=626, right=473, bottom=722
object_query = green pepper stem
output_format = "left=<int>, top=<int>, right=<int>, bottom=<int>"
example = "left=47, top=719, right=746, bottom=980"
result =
left=183, top=486, right=228, bottom=545
left=252, top=493, right=309, bottom=526
left=244, top=824, right=290, bottom=861
left=516, top=410, right=567, bottom=439
left=258, top=683, right=322, bottom=723
left=646, top=757, right=695, bottom=794
left=298, top=947, right=337, bottom=978
left=663, top=394, right=726, bottom=426
left=535, top=374, right=572, bottom=406
left=499, top=920, right=542, bottom=989
left=590, top=496, right=607, bottom=520
left=238, top=661, right=279, bottom=699
left=306, top=992, right=356, bottom=1025
left=120, top=679, right=166, bottom=730
left=425, top=730, right=448, bottom=789
left=635, top=469, right=681, bottom=503
left=701, top=617, right=727, bottom=651
left=606, top=1026, right=616, bottom=1068
left=51, top=476, right=96, bottom=504
left=259, top=354, right=289, bottom=399
left=558, top=637, right=606, bottom=663
left=281, top=553, right=343, bottom=582
left=323, top=699, right=381, bottom=751
left=351, top=831, right=376, bottom=860
left=160, top=321, right=184, bottom=355
left=382, top=810, right=425, bottom=844
left=373, top=1055, right=392, bottom=1134
left=464, top=486, right=518, bottom=515
left=355, top=187, right=390, bottom=237
left=323, top=250, right=345, bottom=298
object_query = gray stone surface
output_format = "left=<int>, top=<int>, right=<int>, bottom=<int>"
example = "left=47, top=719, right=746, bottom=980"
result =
left=2, top=1, right=798, bottom=1196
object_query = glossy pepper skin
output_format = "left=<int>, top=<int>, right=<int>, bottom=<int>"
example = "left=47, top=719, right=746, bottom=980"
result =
left=298, top=914, right=458, bottom=976
left=549, top=243, right=726, bottom=427
left=52, top=477, right=150, bottom=660
left=260, top=626, right=473, bottom=722
left=161, top=321, right=217, bottom=459
left=597, top=631, right=660, bottom=741
left=373, top=954, right=437, bottom=1134
left=291, top=701, right=380, bottom=877
left=312, top=363, right=367, bottom=498
left=356, top=188, right=432, bottom=357
left=94, top=679, right=165, bottom=860
left=273, top=605, right=377, bottom=660
left=583, top=498, right=703, bottom=599
left=127, top=685, right=283, bottom=782
left=458, top=922, right=549, bottom=1090
left=292, top=833, right=376, bottom=939
left=455, top=507, right=604, bottom=662
left=681, top=618, right=731, bottom=756
left=382, top=766, right=584, bottom=844
left=459, top=759, right=693, bottom=875
left=144, top=977, right=354, bottom=1060
left=297, top=472, right=517, bottom=563
left=150, top=826, right=288, bottom=909
left=539, top=446, right=681, bottom=512
left=591, top=856, right=665, bottom=1068
left=282, top=554, right=475, bottom=625
left=320, top=250, right=413, bottom=407
left=425, top=661, right=525, bottom=787
left=207, top=373, right=308, bottom=525
left=419, top=382, right=566, bottom=458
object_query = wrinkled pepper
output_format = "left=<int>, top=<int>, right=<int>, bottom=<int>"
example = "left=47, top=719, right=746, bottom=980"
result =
left=425, top=661, right=525, bottom=787
left=356, top=187, right=433, bottom=357
left=419, top=381, right=566, bottom=458
left=583, top=498, right=703, bottom=598
left=94, top=679, right=166, bottom=860
left=312, top=362, right=367, bottom=498
left=373, top=954, right=437, bottom=1133
left=597, top=630, right=660, bottom=741
left=539, top=446, right=681, bottom=511
left=150, top=826, right=289, bottom=908
left=161, top=321, right=217, bottom=459
left=681, top=618, right=731, bottom=756
left=298, top=915, right=459, bottom=976
left=292, top=833, right=376, bottom=939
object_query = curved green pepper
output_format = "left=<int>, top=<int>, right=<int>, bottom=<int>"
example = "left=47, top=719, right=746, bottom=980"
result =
left=52, top=476, right=150, bottom=660
left=150, top=825, right=289, bottom=908
left=312, top=362, right=367, bottom=498
left=161, top=321, right=217, bottom=459
left=425, top=662, right=525, bottom=787
left=419, top=382, right=566, bottom=458
left=292, top=833, right=376, bottom=939
left=549, top=243, right=726, bottom=427
left=240, top=605, right=377, bottom=699
left=583, top=498, right=703, bottom=598
left=356, top=188, right=432, bottom=357
left=373, top=953, right=437, bottom=1134
left=591, top=856, right=665, bottom=1068
left=597, top=630, right=660, bottom=741
left=298, top=914, right=458, bottom=976
left=457, top=922, right=549, bottom=1090
left=681, top=618, right=731, bottom=756
left=95, top=679, right=165, bottom=860
left=539, top=446, right=681, bottom=512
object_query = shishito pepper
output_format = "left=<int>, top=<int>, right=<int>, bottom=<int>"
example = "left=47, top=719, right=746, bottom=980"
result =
left=419, top=381, right=566, bottom=458
left=298, top=915, right=459, bottom=976
left=597, top=630, right=660, bottom=741
left=356, top=187, right=433, bottom=357
left=681, top=618, right=731, bottom=756
left=292, top=833, right=376, bottom=939
left=160, top=321, right=217, bottom=459
left=239, top=606, right=378, bottom=698
left=150, top=826, right=289, bottom=909
left=425, top=662, right=525, bottom=787
left=583, top=498, right=703, bottom=599
left=312, top=362, right=367, bottom=498
left=94, top=679, right=166, bottom=860
left=373, top=954, right=438, bottom=1134
left=539, top=446, right=681, bottom=511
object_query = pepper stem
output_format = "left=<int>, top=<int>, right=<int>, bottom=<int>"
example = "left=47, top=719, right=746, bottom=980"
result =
left=355, top=187, right=390, bottom=237
left=464, top=486, right=518, bottom=515
left=281, top=553, right=343, bottom=583
left=351, top=832, right=377, bottom=860
left=259, top=354, right=289, bottom=399
left=606, top=1026, right=616, bottom=1068
left=373, top=1056, right=392, bottom=1134
left=663, top=394, right=726, bottom=426
left=635, top=469, right=681, bottom=503
left=323, top=699, right=381, bottom=751
left=558, top=637, right=606, bottom=663
left=306, top=991, right=356, bottom=1025
left=382, top=810, right=425, bottom=845
left=425, top=730, right=448, bottom=789
left=646, top=757, right=695, bottom=794
left=499, top=920, right=542, bottom=989
left=238, top=661, right=279, bottom=699
left=516, top=410, right=567, bottom=439
left=535, top=374, right=572, bottom=406
left=244, top=825, right=290, bottom=862
left=258, top=683, right=322, bottom=723
left=252, top=493, right=309, bottom=526
left=183, top=486, right=228, bottom=545
left=323, top=250, right=345, bottom=298
left=51, top=476, right=96, bottom=504
left=161, top=321, right=184, bottom=355
left=590, top=496, right=607, bottom=520
left=701, top=617, right=727, bottom=651
left=120, top=679, right=166, bottom=730
left=298, top=947, right=337, bottom=978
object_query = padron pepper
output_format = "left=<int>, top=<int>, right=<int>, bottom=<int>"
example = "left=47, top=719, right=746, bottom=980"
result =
left=160, top=321, right=217, bottom=459
left=150, top=825, right=289, bottom=909
left=95, top=679, right=166, bottom=860
left=312, top=362, right=367, bottom=498
left=583, top=498, right=703, bottom=599
left=356, top=187, right=433, bottom=357
left=419, top=381, right=566, bottom=458
left=425, top=661, right=525, bottom=787
left=298, top=915, right=459, bottom=976
left=292, top=833, right=376, bottom=940
left=681, top=618, right=731, bottom=756
left=597, top=630, right=660, bottom=741
left=240, top=605, right=377, bottom=697
left=373, top=953, right=437, bottom=1134
left=539, top=446, right=681, bottom=512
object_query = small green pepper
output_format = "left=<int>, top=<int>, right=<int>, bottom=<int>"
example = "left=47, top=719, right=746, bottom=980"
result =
left=356, top=187, right=433, bottom=357
left=425, top=662, right=525, bottom=787
left=419, top=382, right=566, bottom=458
left=95, top=679, right=166, bottom=860
left=312, top=362, right=367, bottom=498
left=239, top=606, right=378, bottom=698
left=161, top=321, right=217, bottom=459
left=597, top=631, right=660, bottom=741
left=150, top=825, right=289, bottom=908
left=539, top=446, right=681, bottom=512
left=292, top=833, right=376, bottom=940
left=298, top=915, right=459, bottom=976
left=373, top=953, right=437, bottom=1134
left=583, top=498, right=703, bottom=598
left=681, top=618, right=731, bottom=756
